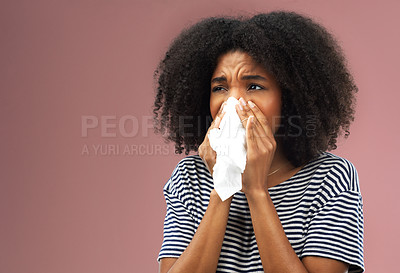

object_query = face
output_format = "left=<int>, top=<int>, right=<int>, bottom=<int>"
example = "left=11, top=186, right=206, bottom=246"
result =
left=210, top=50, right=282, bottom=134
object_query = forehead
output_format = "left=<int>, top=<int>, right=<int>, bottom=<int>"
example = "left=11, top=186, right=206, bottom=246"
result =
left=213, top=50, right=266, bottom=75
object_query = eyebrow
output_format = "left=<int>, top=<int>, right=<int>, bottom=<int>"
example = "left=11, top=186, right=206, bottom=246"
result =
left=211, top=75, right=268, bottom=84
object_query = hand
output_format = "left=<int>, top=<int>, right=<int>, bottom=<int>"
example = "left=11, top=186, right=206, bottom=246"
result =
left=198, top=102, right=226, bottom=176
left=235, top=98, right=277, bottom=194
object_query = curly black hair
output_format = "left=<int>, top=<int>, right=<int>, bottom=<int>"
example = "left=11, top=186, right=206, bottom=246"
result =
left=153, top=11, right=358, bottom=167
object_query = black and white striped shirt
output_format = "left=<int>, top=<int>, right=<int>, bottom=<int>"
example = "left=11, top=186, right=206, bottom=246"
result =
left=158, top=152, right=364, bottom=272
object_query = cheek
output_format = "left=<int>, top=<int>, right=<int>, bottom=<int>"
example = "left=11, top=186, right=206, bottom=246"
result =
left=254, top=95, right=281, bottom=116
left=209, top=95, right=224, bottom=119
left=254, top=98, right=282, bottom=132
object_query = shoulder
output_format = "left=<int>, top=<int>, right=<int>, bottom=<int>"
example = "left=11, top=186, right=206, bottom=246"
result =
left=163, top=154, right=214, bottom=199
left=316, top=151, right=361, bottom=192
left=305, top=152, right=362, bottom=207
left=302, top=153, right=365, bottom=272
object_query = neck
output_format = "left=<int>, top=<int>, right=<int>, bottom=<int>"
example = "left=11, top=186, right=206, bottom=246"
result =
left=266, top=143, right=299, bottom=188
left=269, top=143, right=290, bottom=173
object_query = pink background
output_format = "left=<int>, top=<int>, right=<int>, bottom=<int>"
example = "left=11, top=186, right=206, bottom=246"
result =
left=1, top=0, right=399, bottom=272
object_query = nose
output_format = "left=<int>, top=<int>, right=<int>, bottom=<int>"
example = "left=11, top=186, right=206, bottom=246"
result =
left=228, top=88, right=247, bottom=102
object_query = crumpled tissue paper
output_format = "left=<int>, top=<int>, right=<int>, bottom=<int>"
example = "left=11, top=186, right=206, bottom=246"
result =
left=208, top=97, right=247, bottom=201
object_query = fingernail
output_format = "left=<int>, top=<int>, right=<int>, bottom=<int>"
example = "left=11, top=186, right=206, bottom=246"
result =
left=239, top=97, right=247, bottom=107
left=250, top=116, right=254, bottom=124
left=248, top=101, right=255, bottom=108
left=238, top=103, right=243, bottom=111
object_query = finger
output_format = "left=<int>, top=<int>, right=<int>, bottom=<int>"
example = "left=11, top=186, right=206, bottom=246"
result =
left=247, top=100, right=275, bottom=141
left=245, top=105, right=278, bottom=157
left=236, top=97, right=267, bottom=138
left=246, top=116, right=277, bottom=169
left=245, top=116, right=258, bottom=152
left=215, top=109, right=226, bottom=128
left=247, top=109, right=274, bottom=141
left=251, top=116, right=277, bottom=154
left=210, top=111, right=226, bottom=131
left=236, top=97, right=252, bottom=128
left=210, top=102, right=227, bottom=130
left=247, top=114, right=268, bottom=146
left=217, top=101, right=227, bottom=116
left=250, top=115, right=268, bottom=140
left=246, top=100, right=267, bottom=132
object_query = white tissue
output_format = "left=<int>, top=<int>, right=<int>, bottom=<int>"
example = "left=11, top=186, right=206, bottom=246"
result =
left=208, top=97, right=247, bottom=201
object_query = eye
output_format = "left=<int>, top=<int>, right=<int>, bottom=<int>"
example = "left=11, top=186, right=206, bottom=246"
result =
left=248, top=84, right=264, bottom=91
left=212, top=86, right=227, bottom=92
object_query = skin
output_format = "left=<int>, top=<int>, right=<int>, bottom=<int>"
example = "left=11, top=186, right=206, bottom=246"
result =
left=159, top=50, right=350, bottom=273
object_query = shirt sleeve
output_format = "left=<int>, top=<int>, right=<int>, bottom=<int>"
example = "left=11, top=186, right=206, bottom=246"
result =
left=301, top=190, right=365, bottom=272
left=157, top=180, right=196, bottom=262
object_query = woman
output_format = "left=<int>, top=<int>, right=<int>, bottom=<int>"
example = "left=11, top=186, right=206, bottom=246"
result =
left=153, top=11, right=364, bottom=273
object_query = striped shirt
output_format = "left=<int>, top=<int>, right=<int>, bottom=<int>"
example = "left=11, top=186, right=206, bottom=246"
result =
left=158, top=151, right=364, bottom=272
